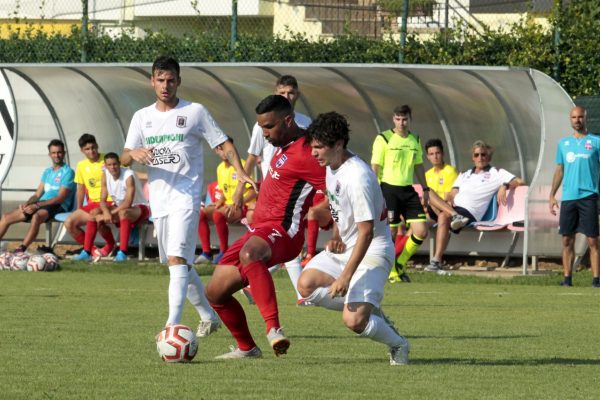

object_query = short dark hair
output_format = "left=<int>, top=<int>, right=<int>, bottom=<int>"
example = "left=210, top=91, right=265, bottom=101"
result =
left=255, top=95, right=292, bottom=116
left=78, top=133, right=97, bottom=148
left=306, top=112, right=350, bottom=149
left=425, top=138, right=444, bottom=153
left=393, top=105, right=412, bottom=118
left=276, top=75, right=298, bottom=89
left=104, top=152, right=120, bottom=163
left=152, top=56, right=180, bottom=77
left=47, top=139, right=64, bottom=151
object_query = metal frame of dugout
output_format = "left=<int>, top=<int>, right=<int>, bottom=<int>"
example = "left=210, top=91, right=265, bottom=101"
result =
left=0, top=63, right=578, bottom=274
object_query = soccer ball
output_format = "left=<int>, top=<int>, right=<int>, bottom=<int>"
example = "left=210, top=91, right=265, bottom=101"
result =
left=27, top=255, right=47, bottom=272
left=156, top=324, right=198, bottom=363
left=42, top=253, right=59, bottom=271
left=10, top=253, right=29, bottom=271
left=0, top=252, right=13, bottom=270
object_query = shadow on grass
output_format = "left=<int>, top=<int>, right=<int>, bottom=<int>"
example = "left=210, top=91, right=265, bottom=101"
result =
left=409, top=334, right=539, bottom=340
left=412, top=357, right=600, bottom=366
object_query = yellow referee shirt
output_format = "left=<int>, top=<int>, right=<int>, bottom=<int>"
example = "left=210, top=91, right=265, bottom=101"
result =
left=371, top=130, right=423, bottom=186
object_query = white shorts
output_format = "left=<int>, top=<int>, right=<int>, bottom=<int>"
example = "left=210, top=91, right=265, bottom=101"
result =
left=304, top=248, right=393, bottom=308
left=153, top=208, right=200, bottom=265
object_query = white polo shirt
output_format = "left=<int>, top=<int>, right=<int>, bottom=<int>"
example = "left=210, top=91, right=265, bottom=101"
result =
left=453, top=165, right=516, bottom=221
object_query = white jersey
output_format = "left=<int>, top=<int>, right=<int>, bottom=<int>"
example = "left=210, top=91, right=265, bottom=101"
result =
left=453, top=165, right=516, bottom=221
left=327, top=154, right=392, bottom=258
left=105, top=168, right=147, bottom=207
left=125, top=99, right=228, bottom=218
left=247, top=111, right=311, bottom=179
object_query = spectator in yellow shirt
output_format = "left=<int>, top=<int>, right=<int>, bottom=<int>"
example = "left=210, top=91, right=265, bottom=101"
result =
left=196, top=138, right=257, bottom=264
left=67, top=134, right=116, bottom=261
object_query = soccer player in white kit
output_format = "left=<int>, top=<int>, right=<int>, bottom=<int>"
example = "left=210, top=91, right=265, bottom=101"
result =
left=244, top=75, right=312, bottom=303
left=121, top=56, right=254, bottom=337
left=298, top=112, right=410, bottom=366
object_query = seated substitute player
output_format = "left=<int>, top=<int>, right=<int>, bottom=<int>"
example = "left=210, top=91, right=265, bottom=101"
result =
left=68, top=134, right=117, bottom=260
left=426, top=140, right=524, bottom=272
left=74, top=153, right=150, bottom=262
left=196, top=138, right=257, bottom=264
left=205, top=95, right=326, bottom=359
left=0, top=139, right=75, bottom=253
left=424, top=138, right=458, bottom=220
left=298, top=111, right=410, bottom=366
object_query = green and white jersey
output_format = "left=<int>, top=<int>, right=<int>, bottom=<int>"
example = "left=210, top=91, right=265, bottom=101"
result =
left=327, top=154, right=392, bottom=258
left=125, top=99, right=228, bottom=218
left=370, top=130, right=422, bottom=186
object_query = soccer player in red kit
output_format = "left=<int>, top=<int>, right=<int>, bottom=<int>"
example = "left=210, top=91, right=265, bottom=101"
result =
left=205, top=95, right=326, bottom=359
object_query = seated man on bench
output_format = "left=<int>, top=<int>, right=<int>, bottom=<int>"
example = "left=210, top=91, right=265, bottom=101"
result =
left=0, top=139, right=74, bottom=253
left=75, top=152, right=149, bottom=262
left=426, top=140, right=524, bottom=272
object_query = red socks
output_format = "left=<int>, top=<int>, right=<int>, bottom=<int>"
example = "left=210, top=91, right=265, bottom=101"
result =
left=241, top=260, right=280, bottom=332
left=213, top=211, right=229, bottom=252
left=83, top=221, right=97, bottom=251
left=395, top=234, right=409, bottom=258
left=306, top=219, right=319, bottom=256
left=119, top=219, right=131, bottom=252
left=198, top=210, right=211, bottom=253
left=210, top=297, right=257, bottom=351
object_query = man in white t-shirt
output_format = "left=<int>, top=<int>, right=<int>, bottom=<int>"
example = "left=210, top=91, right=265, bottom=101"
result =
left=297, top=111, right=410, bottom=366
left=75, top=152, right=150, bottom=262
left=121, top=56, right=254, bottom=338
left=243, top=75, right=312, bottom=305
left=427, top=140, right=524, bottom=271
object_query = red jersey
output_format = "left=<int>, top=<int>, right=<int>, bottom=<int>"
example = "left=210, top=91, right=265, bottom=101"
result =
left=252, top=135, right=326, bottom=238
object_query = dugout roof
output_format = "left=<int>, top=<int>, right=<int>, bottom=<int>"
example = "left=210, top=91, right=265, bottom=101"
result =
left=0, top=64, right=575, bottom=271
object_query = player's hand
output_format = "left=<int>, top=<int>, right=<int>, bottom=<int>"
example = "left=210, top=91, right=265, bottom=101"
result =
left=22, top=204, right=36, bottom=214
left=129, top=147, right=155, bottom=165
left=237, top=171, right=258, bottom=193
left=329, top=275, right=351, bottom=298
left=325, top=239, right=346, bottom=254
left=549, top=196, right=559, bottom=216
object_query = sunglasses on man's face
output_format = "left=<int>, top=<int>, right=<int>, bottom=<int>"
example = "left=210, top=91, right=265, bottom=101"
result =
left=473, top=152, right=489, bottom=158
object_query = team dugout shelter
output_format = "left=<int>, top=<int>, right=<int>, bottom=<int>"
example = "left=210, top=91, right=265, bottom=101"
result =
left=0, top=64, right=577, bottom=274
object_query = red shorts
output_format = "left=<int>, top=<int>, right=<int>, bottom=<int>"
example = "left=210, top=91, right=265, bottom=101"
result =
left=217, top=223, right=304, bottom=282
left=113, top=204, right=151, bottom=227
left=81, top=202, right=102, bottom=213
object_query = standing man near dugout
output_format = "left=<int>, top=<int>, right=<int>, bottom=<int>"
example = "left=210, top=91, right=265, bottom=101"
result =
left=298, top=111, right=410, bottom=366
left=550, top=106, right=600, bottom=287
left=205, top=95, right=326, bottom=359
left=121, top=56, right=254, bottom=337
left=371, top=105, right=467, bottom=283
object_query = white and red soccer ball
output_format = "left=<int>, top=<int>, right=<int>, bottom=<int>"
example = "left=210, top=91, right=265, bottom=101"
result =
left=156, top=324, right=198, bottom=363
left=10, top=253, right=29, bottom=271
left=42, top=253, right=59, bottom=271
left=27, top=254, right=47, bottom=272
left=0, top=252, right=13, bottom=270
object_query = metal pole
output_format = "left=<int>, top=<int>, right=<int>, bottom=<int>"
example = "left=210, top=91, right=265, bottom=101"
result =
left=444, top=0, right=449, bottom=43
left=81, top=0, right=88, bottom=63
left=230, top=0, right=238, bottom=62
left=552, top=0, right=562, bottom=81
left=399, top=0, right=409, bottom=63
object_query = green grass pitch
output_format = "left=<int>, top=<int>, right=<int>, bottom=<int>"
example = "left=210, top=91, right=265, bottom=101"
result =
left=0, top=261, right=598, bottom=400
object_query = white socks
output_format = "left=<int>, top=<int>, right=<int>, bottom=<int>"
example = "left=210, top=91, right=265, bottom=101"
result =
left=305, top=286, right=344, bottom=311
left=284, top=256, right=303, bottom=300
left=187, top=267, right=217, bottom=322
left=359, top=314, right=405, bottom=347
left=166, top=265, right=189, bottom=326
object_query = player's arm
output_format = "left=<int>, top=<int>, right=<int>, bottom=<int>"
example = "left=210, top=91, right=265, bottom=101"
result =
left=414, top=163, right=430, bottom=204
left=75, top=183, right=86, bottom=209
left=497, top=175, right=525, bottom=206
left=99, top=172, right=112, bottom=222
left=242, top=186, right=257, bottom=205
left=20, top=182, right=45, bottom=213
left=121, top=147, right=154, bottom=167
left=244, top=153, right=259, bottom=176
left=34, top=185, right=71, bottom=209
left=329, top=220, right=374, bottom=299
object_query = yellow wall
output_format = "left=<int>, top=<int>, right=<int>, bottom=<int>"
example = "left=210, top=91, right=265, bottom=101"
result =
left=0, top=20, right=78, bottom=38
